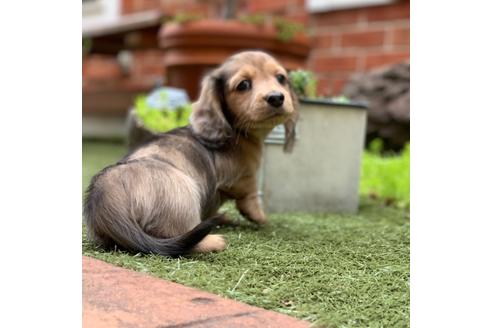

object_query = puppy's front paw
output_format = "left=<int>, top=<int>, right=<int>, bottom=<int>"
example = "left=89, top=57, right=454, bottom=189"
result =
left=236, top=198, right=268, bottom=225
left=241, top=208, right=268, bottom=225
left=193, top=234, right=227, bottom=253
left=249, top=213, right=268, bottom=225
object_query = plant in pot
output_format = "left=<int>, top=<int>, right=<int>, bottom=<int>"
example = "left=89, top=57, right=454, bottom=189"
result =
left=158, top=0, right=311, bottom=100
left=127, top=87, right=192, bottom=150
left=258, top=70, right=369, bottom=214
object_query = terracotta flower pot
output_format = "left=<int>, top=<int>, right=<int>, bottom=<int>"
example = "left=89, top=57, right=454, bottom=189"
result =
left=159, top=19, right=311, bottom=100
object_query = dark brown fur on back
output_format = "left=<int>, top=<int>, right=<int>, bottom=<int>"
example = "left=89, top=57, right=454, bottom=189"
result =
left=84, top=51, right=299, bottom=256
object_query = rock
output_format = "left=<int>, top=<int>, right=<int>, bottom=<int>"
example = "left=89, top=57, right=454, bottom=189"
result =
left=343, top=62, right=410, bottom=152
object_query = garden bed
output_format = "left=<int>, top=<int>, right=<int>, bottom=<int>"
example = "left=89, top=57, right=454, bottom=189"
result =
left=82, top=141, right=409, bottom=327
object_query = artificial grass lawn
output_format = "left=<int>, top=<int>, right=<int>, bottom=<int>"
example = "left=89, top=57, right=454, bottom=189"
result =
left=82, top=141, right=409, bottom=328
left=360, top=144, right=410, bottom=208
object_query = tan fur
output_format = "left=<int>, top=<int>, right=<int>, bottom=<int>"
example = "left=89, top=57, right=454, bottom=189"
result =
left=84, top=51, right=299, bottom=256
left=197, top=52, right=299, bottom=226
left=193, top=234, right=227, bottom=253
left=128, top=145, right=161, bottom=159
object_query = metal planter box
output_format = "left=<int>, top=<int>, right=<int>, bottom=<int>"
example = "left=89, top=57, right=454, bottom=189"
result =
left=260, top=98, right=368, bottom=214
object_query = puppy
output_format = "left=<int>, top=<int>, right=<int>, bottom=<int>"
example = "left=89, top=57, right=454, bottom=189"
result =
left=83, top=51, right=299, bottom=257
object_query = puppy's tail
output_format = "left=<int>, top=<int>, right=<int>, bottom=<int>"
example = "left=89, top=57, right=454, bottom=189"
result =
left=86, top=213, right=222, bottom=257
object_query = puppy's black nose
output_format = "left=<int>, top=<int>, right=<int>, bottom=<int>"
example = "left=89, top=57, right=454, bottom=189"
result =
left=265, top=92, right=284, bottom=108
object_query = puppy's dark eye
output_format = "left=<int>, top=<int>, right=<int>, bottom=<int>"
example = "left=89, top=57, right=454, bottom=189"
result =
left=236, top=79, right=251, bottom=91
left=276, top=74, right=286, bottom=85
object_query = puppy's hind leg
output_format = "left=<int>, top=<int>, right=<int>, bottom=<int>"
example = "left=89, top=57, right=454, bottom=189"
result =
left=192, top=234, right=227, bottom=253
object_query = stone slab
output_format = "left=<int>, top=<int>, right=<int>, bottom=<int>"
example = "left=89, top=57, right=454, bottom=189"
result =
left=83, top=256, right=310, bottom=328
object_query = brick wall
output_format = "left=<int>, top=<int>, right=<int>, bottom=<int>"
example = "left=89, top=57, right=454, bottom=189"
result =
left=308, top=0, right=409, bottom=95
left=83, top=50, right=165, bottom=89
left=93, top=0, right=409, bottom=96
left=246, top=0, right=410, bottom=95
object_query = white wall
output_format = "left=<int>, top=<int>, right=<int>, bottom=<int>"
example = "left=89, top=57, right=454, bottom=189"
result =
left=306, top=0, right=394, bottom=13
left=83, top=0, right=120, bottom=22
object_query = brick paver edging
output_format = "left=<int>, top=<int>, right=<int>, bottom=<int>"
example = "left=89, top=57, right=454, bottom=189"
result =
left=83, top=256, right=310, bottom=327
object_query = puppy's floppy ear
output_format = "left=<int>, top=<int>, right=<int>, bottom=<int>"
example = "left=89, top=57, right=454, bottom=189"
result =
left=283, top=81, right=300, bottom=153
left=190, top=72, right=233, bottom=149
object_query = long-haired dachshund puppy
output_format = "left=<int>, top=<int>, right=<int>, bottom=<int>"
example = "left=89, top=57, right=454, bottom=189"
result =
left=84, top=51, right=299, bottom=256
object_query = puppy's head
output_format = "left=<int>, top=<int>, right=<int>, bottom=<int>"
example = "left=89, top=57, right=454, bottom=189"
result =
left=190, top=51, right=299, bottom=152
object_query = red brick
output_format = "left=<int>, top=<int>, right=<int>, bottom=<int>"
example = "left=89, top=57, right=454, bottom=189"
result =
left=312, top=8, right=361, bottom=27
left=314, top=76, right=350, bottom=96
left=313, top=56, right=358, bottom=73
left=341, top=30, right=385, bottom=48
left=159, top=0, right=198, bottom=16
left=313, top=34, right=334, bottom=49
left=83, top=256, right=309, bottom=328
left=158, top=4, right=179, bottom=16
left=130, top=50, right=165, bottom=78
left=332, top=77, right=349, bottom=94
left=364, top=1, right=410, bottom=21
left=364, top=52, right=409, bottom=70
left=249, top=0, right=290, bottom=13
left=121, top=0, right=134, bottom=15
left=315, top=76, right=330, bottom=96
left=123, top=0, right=160, bottom=13
left=83, top=55, right=123, bottom=81
left=131, top=64, right=164, bottom=79
left=392, top=27, right=410, bottom=45
left=291, top=0, right=305, bottom=7
left=287, top=0, right=306, bottom=14
left=285, top=12, right=309, bottom=25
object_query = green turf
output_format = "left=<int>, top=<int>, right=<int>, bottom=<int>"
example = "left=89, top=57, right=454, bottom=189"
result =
left=82, top=140, right=127, bottom=194
left=82, top=140, right=409, bottom=328
left=360, top=144, right=410, bottom=208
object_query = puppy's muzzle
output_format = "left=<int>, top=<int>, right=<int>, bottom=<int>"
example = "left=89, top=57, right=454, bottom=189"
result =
left=265, top=91, right=285, bottom=108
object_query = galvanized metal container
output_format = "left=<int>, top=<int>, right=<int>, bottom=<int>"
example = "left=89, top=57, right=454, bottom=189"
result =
left=260, top=98, right=368, bottom=214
